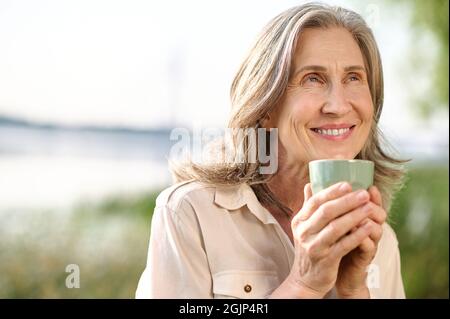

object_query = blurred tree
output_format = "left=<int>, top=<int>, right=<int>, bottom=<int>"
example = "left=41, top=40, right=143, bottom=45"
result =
left=392, top=0, right=449, bottom=117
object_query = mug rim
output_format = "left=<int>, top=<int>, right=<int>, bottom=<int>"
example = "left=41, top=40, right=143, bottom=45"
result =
left=309, top=159, right=374, bottom=165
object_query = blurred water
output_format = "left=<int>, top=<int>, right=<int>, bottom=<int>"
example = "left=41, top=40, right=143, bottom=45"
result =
left=0, top=124, right=173, bottom=210
left=0, top=124, right=172, bottom=160
left=0, top=122, right=447, bottom=211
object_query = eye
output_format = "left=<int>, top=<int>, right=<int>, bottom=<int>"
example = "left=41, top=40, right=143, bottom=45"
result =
left=347, top=73, right=362, bottom=82
left=302, top=73, right=324, bottom=86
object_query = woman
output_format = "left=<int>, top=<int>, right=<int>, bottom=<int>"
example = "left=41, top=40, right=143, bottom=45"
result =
left=136, top=3, right=408, bottom=299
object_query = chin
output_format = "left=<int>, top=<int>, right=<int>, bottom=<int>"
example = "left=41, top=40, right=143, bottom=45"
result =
left=314, top=153, right=355, bottom=160
left=331, top=154, right=353, bottom=159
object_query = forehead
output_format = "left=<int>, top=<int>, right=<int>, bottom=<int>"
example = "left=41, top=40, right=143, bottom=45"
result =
left=292, top=27, right=365, bottom=69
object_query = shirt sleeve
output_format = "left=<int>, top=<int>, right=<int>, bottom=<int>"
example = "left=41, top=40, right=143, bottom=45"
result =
left=389, top=243, right=406, bottom=298
left=135, top=198, right=213, bottom=298
left=368, top=223, right=406, bottom=299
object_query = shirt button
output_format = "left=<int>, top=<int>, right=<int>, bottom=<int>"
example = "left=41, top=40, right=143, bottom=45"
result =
left=244, top=284, right=252, bottom=293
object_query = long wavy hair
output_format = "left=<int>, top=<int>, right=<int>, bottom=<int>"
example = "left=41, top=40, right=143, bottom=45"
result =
left=171, top=3, right=409, bottom=213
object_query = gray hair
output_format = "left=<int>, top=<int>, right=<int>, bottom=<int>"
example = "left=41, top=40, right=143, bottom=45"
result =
left=171, top=2, right=408, bottom=214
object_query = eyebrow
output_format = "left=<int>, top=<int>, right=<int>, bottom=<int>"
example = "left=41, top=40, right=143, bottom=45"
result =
left=292, top=65, right=366, bottom=79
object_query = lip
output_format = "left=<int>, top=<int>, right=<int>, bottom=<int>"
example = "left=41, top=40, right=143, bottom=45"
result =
left=310, top=125, right=356, bottom=141
left=312, top=123, right=355, bottom=130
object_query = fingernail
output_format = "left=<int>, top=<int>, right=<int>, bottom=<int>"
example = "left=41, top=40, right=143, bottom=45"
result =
left=339, top=182, right=351, bottom=192
left=357, top=190, right=369, bottom=201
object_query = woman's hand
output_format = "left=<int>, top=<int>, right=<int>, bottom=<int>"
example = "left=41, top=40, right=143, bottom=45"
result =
left=335, top=185, right=387, bottom=298
left=275, top=182, right=373, bottom=298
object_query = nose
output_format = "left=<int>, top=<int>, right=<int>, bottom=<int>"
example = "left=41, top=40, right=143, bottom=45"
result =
left=321, top=83, right=352, bottom=116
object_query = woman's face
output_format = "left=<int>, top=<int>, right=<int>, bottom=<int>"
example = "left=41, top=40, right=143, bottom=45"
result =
left=268, top=27, right=374, bottom=165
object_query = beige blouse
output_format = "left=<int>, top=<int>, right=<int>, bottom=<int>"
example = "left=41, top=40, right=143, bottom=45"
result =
left=136, top=180, right=406, bottom=299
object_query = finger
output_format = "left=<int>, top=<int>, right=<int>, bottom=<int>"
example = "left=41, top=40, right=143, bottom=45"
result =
left=313, top=202, right=373, bottom=248
left=359, top=237, right=374, bottom=251
left=358, top=237, right=376, bottom=258
left=355, top=219, right=382, bottom=249
left=365, top=219, right=383, bottom=244
left=292, top=184, right=314, bottom=225
left=330, top=222, right=372, bottom=259
left=294, top=182, right=352, bottom=222
left=368, top=185, right=383, bottom=207
left=305, top=189, right=370, bottom=234
left=357, top=203, right=387, bottom=225
left=304, top=183, right=313, bottom=202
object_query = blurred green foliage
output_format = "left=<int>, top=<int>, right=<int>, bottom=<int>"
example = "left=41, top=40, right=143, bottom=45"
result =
left=73, top=190, right=159, bottom=220
left=0, top=165, right=447, bottom=298
left=0, top=212, right=152, bottom=298
left=389, top=164, right=449, bottom=298
left=389, top=0, right=449, bottom=117
left=409, top=0, right=449, bottom=112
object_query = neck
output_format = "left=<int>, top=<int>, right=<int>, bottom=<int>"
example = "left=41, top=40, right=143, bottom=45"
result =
left=266, top=159, right=309, bottom=216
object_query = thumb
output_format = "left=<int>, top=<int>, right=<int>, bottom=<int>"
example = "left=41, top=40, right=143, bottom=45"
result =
left=293, top=183, right=314, bottom=224
left=304, top=183, right=313, bottom=204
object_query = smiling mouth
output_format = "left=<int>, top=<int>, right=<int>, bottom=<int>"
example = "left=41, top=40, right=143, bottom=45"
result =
left=310, top=125, right=356, bottom=139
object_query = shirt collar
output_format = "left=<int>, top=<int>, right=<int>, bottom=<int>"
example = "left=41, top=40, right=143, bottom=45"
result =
left=214, top=183, right=277, bottom=225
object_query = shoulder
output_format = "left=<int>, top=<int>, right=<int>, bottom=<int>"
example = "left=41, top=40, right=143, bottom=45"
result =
left=155, top=180, right=217, bottom=215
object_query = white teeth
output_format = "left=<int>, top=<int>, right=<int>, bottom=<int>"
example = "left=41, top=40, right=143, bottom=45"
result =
left=315, top=127, right=350, bottom=136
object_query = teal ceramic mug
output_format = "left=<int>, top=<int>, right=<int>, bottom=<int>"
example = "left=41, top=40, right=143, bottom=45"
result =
left=308, top=159, right=374, bottom=195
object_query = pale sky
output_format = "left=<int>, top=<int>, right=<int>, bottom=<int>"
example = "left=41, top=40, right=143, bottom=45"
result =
left=0, top=0, right=447, bottom=140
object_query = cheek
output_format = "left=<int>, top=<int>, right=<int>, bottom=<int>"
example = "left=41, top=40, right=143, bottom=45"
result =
left=284, top=91, right=322, bottom=122
left=354, top=92, right=374, bottom=148
left=275, top=95, right=319, bottom=155
left=350, top=88, right=374, bottom=121
left=363, top=98, right=374, bottom=121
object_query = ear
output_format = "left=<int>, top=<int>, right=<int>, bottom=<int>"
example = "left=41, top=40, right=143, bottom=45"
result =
left=260, top=113, right=273, bottom=128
